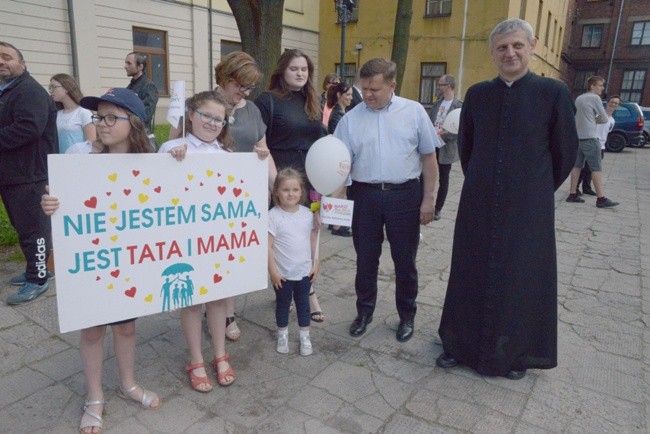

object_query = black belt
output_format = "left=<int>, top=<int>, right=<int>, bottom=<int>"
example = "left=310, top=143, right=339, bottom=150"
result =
left=353, top=179, right=418, bottom=191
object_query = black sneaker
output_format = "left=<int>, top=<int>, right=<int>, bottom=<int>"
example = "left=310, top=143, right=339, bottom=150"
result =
left=566, top=195, right=585, bottom=203
left=596, top=198, right=619, bottom=208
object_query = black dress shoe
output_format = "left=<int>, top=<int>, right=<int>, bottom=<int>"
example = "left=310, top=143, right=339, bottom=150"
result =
left=396, top=319, right=414, bottom=342
left=349, top=315, right=373, bottom=337
left=506, top=369, right=526, bottom=380
left=436, top=352, right=458, bottom=368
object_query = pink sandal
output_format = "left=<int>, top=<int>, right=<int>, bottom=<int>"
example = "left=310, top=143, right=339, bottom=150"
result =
left=214, top=354, right=236, bottom=387
left=185, top=362, right=213, bottom=393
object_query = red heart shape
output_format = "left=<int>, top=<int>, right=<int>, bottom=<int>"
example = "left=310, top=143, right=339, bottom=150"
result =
left=96, top=276, right=100, bottom=281
left=200, top=182, right=204, bottom=187
left=241, top=222, right=247, bottom=228
left=233, top=188, right=242, bottom=198
left=154, top=186, right=161, bottom=193
left=106, top=192, right=112, bottom=196
left=184, top=187, right=189, bottom=191
left=110, top=269, right=120, bottom=278
left=123, top=189, right=131, bottom=196
left=91, top=238, right=99, bottom=245
left=213, top=274, right=223, bottom=283
left=84, top=196, right=98, bottom=209
left=217, top=173, right=221, bottom=177
left=217, top=186, right=226, bottom=195
left=240, top=179, right=244, bottom=183
left=125, top=287, right=136, bottom=298
left=132, top=170, right=140, bottom=177
left=228, top=253, right=235, bottom=261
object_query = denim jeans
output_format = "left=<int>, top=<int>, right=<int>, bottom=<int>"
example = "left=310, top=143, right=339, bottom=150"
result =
left=275, top=276, right=311, bottom=328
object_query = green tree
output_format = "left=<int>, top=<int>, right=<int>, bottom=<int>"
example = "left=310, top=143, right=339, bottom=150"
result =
left=391, top=0, right=414, bottom=94
left=227, top=0, right=285, bottom=96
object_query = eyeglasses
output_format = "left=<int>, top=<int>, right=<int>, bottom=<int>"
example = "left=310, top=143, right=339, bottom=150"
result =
left=437, top=83, right=450, bottom=87
left=194, top=109, right=228, bottom=126
left=91, top=114, right=130, bottom=126
left=48, top=85, right=63, bottom=91
left=239, top=84, right=256, bottom=93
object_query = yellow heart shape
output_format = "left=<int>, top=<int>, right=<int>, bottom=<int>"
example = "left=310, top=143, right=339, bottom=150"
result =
left=144, top=294, right=153, bottom=302
left=228, top=222, right=234, bottom=228
left=239, top=256, right=245, bottom=263
left=171, top=198, right=180, bottom=205
left=138, top=193, right=149, bottom=204
left=227, top=175, right=235, bottom=183
left=200, top=286, right=208, bottom=295
left=142, top=178, right=150, bottom=185
left=206, top=169, right=214, bottom=177
left=125, top=277, right=130, bottom=282
left=109, top=217, right=117, bottom=224
left=226, top=271, right=231, bottom=275
left=187, top=174, right=194, bottom=180
left=245, top=192, right=250, bottom=197
left=110, top=235, right=118, bottom=242
left=110, top=203, right=117, bottom=210
left=107, top=284, right=114, bottom=290
left=214, top=263, right=221, bottom=269
left=108, top=173, right=118, bottom=182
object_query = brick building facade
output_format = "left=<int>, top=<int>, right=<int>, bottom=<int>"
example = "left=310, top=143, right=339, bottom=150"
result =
left=562, top=0, right=650, bottom=105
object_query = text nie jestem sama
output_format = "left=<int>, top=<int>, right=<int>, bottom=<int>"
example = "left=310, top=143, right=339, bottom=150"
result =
left=63, top=201, right=261, bottom=273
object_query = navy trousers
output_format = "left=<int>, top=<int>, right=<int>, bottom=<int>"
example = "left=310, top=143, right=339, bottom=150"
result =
left=348, top=180, right=422, bottom=321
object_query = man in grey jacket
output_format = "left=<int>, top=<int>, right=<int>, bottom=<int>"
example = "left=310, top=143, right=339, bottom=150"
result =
left=429, top=74, right=462, bottom=220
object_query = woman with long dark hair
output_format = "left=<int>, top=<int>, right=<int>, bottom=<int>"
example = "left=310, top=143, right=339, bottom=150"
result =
left=255, top=49, right=327, bottom=323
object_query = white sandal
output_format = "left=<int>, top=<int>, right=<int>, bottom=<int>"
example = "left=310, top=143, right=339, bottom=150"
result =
left=79, top=400, right=104, bottom=433
left=117, top=384, right=161, bottom=409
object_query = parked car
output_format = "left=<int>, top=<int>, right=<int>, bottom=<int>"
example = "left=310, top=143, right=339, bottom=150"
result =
left=640, top=106, right=650, bottom=146
left=604, top=101, right=644, bottom=152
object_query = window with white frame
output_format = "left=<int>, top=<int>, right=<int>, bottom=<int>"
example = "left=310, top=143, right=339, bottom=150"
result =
left=620, top=69, right=646, bottom=103
left=425, top=0, right=451, bottom=17
left=581, top=24, right=603, bottom=48
left=419, top=63, right=446, bottom=104
left=632, top=21, right=650, bottom=46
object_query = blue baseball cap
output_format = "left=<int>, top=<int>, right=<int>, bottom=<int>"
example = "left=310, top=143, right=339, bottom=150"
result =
left=80, top=88, right=147, bottom=124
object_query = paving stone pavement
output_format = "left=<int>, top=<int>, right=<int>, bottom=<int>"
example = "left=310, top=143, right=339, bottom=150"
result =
left=0, top=147, right=648, bottom=433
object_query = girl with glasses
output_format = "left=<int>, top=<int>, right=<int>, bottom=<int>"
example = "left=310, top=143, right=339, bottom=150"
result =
left=49, top=73, right=96, bottom=153
left=158, top=90, right=269, bottom=393
left=41, top=88, right=160, bottom=434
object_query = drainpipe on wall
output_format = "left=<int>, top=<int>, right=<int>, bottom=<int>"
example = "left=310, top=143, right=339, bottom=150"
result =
left=67, top=0, right=79, bottom=78
left=606, top=0, right=625, bottom=96
left=457, top=0, right=469, bottom=96
left=209, top=0, right=214, bottom=88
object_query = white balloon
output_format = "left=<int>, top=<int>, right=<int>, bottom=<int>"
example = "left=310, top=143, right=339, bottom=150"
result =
left=442, top=108, right=461, bottom=134
left=305, top=135, right=351, bottom=195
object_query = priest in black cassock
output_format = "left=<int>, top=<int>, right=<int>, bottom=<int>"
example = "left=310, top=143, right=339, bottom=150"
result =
left=436, top=18, right=578, bottom=380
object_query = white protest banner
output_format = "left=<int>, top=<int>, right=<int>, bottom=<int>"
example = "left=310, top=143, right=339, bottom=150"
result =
left=319, top=196, right=354, bottom=227
left=48, top=153, right=268, bottom=332
left=167, top=80, right=185, bottom=127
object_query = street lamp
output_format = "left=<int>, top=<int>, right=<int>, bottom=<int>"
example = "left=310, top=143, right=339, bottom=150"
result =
left=334, top=0, right=356, bottom=79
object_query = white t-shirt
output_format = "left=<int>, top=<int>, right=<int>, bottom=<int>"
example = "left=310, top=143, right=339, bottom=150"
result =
left=158, top=133, right=226, bottom=154
left=595, top=115, right=615, bottom=150
left=65, top=140, right=93, bottom=154
left=268, top=205, right=314, bottom=280
left=433, top=98, right=453, bottom=133
left=57, top=107, right=93, bottom=154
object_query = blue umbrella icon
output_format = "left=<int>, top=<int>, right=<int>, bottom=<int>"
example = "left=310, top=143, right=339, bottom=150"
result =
left=161, top=263, right=194, bottom=277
